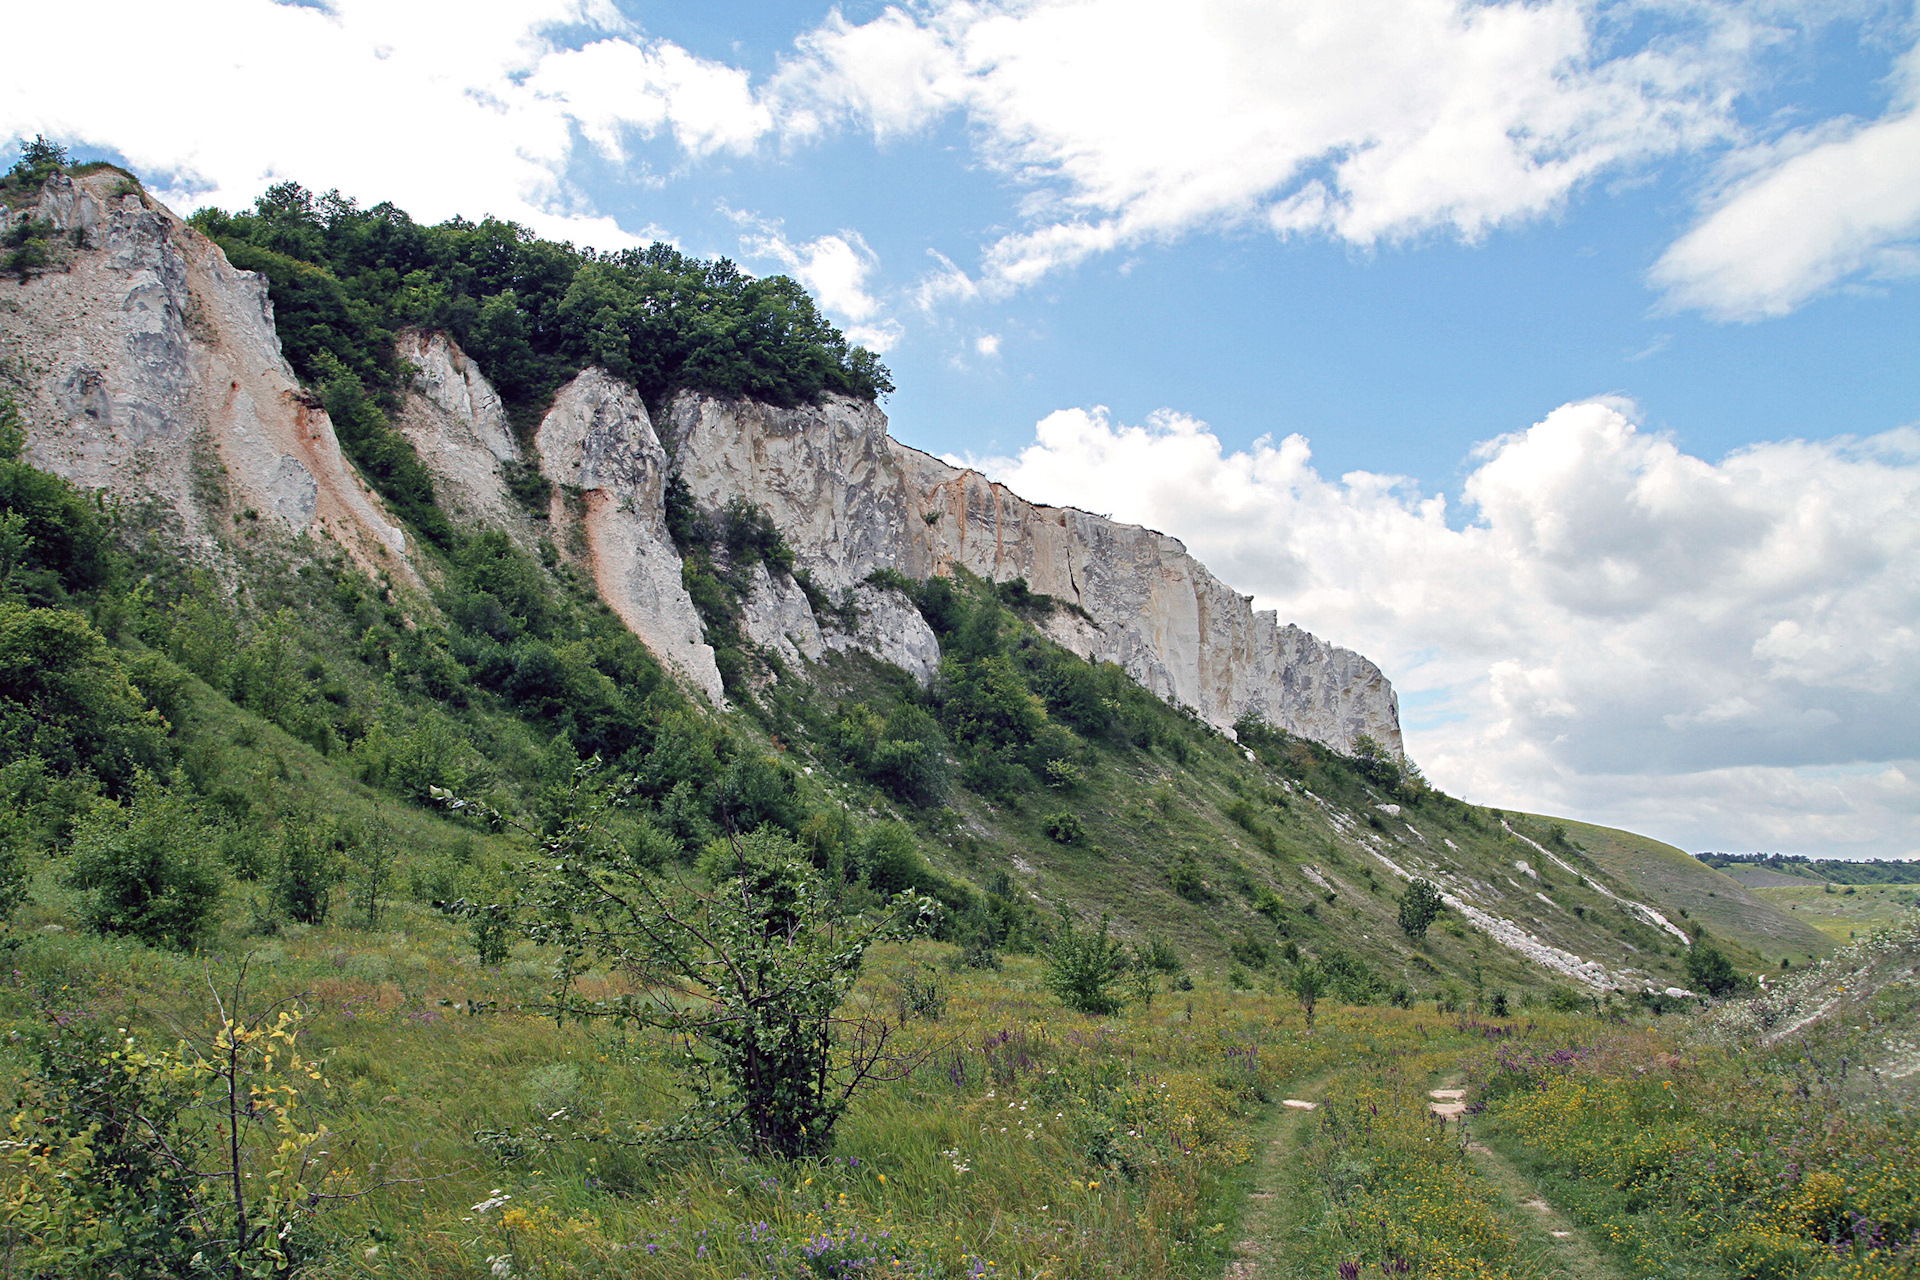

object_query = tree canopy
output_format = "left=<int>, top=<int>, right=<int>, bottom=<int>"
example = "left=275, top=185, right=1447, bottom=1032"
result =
left=190, top=184, right=893, bottom=417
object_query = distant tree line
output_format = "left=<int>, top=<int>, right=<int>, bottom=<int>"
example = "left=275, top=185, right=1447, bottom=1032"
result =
left=189, top=183, right=891, bottom=416
left=1699, top=852, right=1920, bottom=885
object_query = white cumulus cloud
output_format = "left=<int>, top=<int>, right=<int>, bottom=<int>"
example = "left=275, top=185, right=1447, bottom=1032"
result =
left=0, top=0, right=769, bottom=242
left=1651, top=34, right=1920, bottom=318
left=966, top=402, right=1920, bottom=857
left=775, top=0, right=1750, bottom=293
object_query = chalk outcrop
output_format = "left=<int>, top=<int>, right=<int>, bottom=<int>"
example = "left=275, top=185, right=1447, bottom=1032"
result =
left=1, top=171, right=1402, bottom=757
left=393, top=328, right=518, bottom=528
left=531, top=370, right=725, bottom=704
left=0, top=170, right=410, bottom=575
left=662, top=392, right=1402, bottom=754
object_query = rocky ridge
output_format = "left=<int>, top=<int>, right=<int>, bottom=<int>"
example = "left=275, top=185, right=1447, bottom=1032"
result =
left=3, top=171, right=1402, bottom=758
left=662, top=391, right=1402, bottom=754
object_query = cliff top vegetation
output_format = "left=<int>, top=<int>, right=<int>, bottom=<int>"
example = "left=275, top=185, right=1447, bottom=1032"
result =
left=189, top=182, right=893, bottom=421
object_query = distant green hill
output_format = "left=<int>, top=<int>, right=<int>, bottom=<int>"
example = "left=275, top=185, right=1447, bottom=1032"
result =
left=1524, top=815, right=1833, bottom=964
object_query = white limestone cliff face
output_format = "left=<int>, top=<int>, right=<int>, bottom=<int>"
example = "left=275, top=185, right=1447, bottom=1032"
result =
left=532, top=371, right=725, bottom=705
left=0, top=171, right=411, bottom=576
left=393, top=328, right=518, bottom=528
left=738, top=561, right=825, bottom=671
left=823, top=585, right=942, bottom=686
left=662, top=391, right=1403, bottom=755
left=0, top=171, right=1401, bottom=756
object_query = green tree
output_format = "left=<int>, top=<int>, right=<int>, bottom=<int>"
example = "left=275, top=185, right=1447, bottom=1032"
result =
left=1350, top=734, right=1402, bottom=789
left=345, top=818, right=399, bottom=928
left=1041, top=906, right=1133, bottom=1015
left=1685, top=940, right=1742, bottom=997
left=273, top=814, right=341, bottom=925
left=5, top=135, right=68, bottom=185
left=1397, top=877, right=1443, bottom=939
left=64, top=778, right=225, bottom=949
left=1289, top=956, right=1330, bottom=1030
left=439, top=766, right=936, bottom=1159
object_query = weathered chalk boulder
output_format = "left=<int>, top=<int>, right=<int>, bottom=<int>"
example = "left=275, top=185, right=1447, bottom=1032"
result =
left=738, top=561, right=825, bottom=671
left=823, top=584, right=942, bottom=686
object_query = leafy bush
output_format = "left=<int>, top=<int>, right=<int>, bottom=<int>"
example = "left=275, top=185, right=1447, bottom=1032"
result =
left=1041, top=907, right=1132, bottom=1015
left=1320, top=948, right=1387, bottom=1005
left=4, top=135, right=68, bottom=190
left=832, top=702, right=951, bottom=808
left=1686, top=939, right=1745, bottom=997
left=446, top=774, right=936, bottom=1159
left=1043, top=810, right=1085, bottom=844
left=1290, top=956, right=1330, bottom=1029
left=274, top=814, right=343, bottom=925
left=64, top=778, right=225, bottom=948
left=856, top=822, right=944, bottom=898
left=1228, top=934, right=1272, bottom=970
left=1398, top=878, right=1443, bottom=938
left=1168, top=851, right=1211, bottom=902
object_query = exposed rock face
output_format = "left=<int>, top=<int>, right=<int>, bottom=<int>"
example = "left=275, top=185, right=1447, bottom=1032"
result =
left=823, top=585, right=942, bottom=687
left=738, top=561, right=825, bottom=671
left=393, top=328, right=518, bottom=527
left=662, top=392, right=1402, bottom=754
left=1, top=172, right=1403, bottom=758
left=532, top=371, right=725, bottom=704
left=0, top=171, right=410, bottom=576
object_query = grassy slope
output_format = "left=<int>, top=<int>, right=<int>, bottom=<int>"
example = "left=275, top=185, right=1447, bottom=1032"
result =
left=1525, top=814, right=1832, bottom=964
left=784, top=647, right=1718, bottom=998
left=1749, top=883, right=1920, bottom=943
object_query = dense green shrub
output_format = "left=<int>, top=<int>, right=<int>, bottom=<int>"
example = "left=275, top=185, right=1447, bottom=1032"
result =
left=1398, top=877, right=1443, bottom=938
left=1041, top=907, right=1132, bottom=1015
left=1686, top=939, right=1744, bottom=997
left=0, top=604, right=169, bottom=794
left=445, top=773, right=935, bottom=1160
left=2, top=135, right=69, bottom=193
left=64, top=778, right=225, bottom=948
left=1043, top=810, right=1085, bottom=844
left=274, top=814, right=344, bottom=925
left=11, top=1017, right=205, bottom=1276
left=831, top=701, right=952, bottom=807
left=1168, top=851, right=1210, bottom=903
left=1320, top=948, right=1387, bottom=1005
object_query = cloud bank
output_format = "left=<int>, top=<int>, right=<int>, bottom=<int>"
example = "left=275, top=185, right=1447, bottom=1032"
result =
left=0, top=0, right=760, bottom=246
left=965, top=403, right=1920, bottom=857
left=1652, top=35, right=1920, bottom=319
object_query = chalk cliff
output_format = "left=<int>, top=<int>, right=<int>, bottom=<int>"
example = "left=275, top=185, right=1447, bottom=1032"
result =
left=3, top=172, right=1402, bottom=757
left=662, top=392, right=1402, bottom=755
left=0, top=170, right=411, bottom=577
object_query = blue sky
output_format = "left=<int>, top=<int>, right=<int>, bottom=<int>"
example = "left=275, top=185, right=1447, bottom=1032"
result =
left=602, top=1, right=1920, bottom=485
left=5, top=0, right=1918, bottom=858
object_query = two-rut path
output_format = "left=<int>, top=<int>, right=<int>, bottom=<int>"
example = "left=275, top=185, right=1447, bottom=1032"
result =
left=1221, top=1070, right=1625, bottom=1280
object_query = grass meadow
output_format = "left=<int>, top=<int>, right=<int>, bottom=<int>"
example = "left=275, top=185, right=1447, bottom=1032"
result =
left=3, top=901, right=1915, bottom=1279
